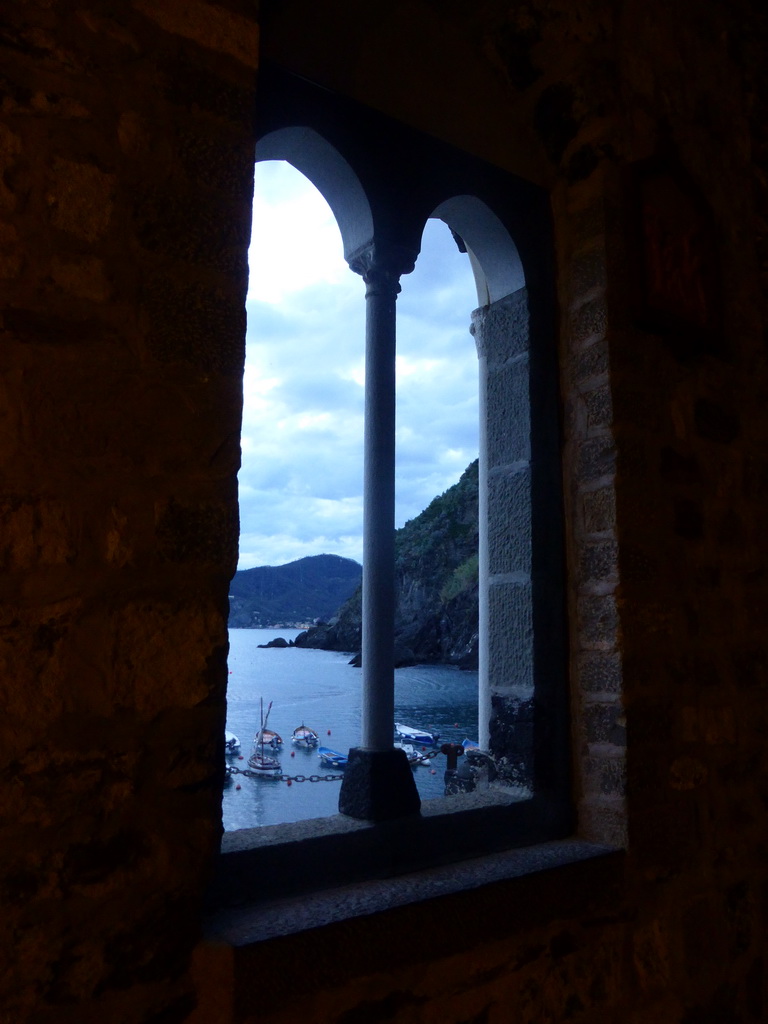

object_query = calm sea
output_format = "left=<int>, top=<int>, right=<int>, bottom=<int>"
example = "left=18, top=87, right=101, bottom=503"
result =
left=223, top=628, right=479, bottom=830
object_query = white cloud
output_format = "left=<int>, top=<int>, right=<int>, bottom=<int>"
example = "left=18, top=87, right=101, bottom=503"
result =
left=238, top=533, right=364, bottom=569
left=239, top=162, right=479, bottom=569
left=248, top=162, right=350, bottom=303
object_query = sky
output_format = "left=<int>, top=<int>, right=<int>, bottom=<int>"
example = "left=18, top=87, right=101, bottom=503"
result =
left=238, top=160, right=480, bottom=569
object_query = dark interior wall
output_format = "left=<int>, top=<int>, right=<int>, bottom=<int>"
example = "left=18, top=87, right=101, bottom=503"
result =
left=0, top=4, right=258, bottom=1021
left=2, top=2, right=768, bottom=1023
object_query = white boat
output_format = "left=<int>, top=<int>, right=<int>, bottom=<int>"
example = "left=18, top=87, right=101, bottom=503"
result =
left=394, top=741, right=431, bottom=768
left=394, top=723, right=440, bottom=745
left=224, top=731, right=240, bottom=752
left=291, top=724, right=319, bottom=748
left=248, top=700, right=282, bottom=777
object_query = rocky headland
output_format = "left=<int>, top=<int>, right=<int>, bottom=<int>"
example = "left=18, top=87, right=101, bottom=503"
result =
left=295, top=461, right=479, bottom=668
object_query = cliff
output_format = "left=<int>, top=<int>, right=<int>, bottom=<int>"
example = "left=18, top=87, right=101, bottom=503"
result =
left=295, top=461, right=479, bottom=667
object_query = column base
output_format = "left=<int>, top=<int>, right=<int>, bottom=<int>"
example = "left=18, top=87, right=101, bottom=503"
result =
left=338, top=747, right=421, bottom=821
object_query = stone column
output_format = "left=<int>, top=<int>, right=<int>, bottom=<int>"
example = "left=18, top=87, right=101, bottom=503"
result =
left=360, top=257, right=399, bottom=750
left=339, top=243, right=421, bottom=820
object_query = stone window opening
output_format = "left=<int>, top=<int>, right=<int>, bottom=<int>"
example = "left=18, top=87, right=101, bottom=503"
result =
left=209, top=66, right=575, bottom=914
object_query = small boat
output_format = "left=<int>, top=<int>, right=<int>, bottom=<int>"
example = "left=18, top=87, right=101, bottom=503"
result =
left=224, top=731, right=241, bottom=752
left=255, top=728, right=283, bottom=749
left=394, top=723, right=440, bottom=746
left=462, top=738, right=480, bottom=750
left=291, top=724, right=319, bottom=748
left=395, top=741, right=431, bottom=768
left=318, top=746, right=348, bottom=769
left=248, top=700, right=282, bottom=777
left=248, top=750, right=282, bottom=777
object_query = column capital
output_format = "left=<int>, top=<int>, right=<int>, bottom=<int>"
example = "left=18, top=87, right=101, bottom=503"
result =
left=471, top=288, right=529, bottom=362
left=348, top=241, right=418, bottom=294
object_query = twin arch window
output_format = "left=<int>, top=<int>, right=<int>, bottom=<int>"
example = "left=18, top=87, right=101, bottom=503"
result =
left=250, top=64, right=570, bottom=841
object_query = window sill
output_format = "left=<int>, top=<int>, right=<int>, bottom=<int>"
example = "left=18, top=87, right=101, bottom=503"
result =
left=205, top=835, right=616, bottom=947
left=205, top=788, right=616, bottom=946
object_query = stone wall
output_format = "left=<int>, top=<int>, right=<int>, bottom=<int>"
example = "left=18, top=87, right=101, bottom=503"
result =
left=0, top=3, right=257, bottom=1021
left=2, top=1, right=768, bottom=1022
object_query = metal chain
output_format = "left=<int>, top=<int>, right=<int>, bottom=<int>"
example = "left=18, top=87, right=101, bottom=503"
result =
left=228, top=743, right=469, bottom=781
left=228, top=764, right=344, bottom=782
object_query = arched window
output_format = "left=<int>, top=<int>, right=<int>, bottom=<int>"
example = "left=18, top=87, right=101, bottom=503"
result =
left=215, top=65, right=569, bottom=896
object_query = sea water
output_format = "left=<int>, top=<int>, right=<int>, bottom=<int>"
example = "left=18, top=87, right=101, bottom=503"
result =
left=223, top=628, right=479, bottom=831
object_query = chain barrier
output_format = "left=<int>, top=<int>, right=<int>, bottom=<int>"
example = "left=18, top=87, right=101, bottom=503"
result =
left=227, top=742, right=478, bottom=783
left=403, top=747, right=442, bottom=767
left=227, top=764, right=344, bottom=783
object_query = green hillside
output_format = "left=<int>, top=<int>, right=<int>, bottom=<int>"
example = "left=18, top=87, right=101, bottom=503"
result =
left=296, top=461, right=479, bottom=667
left=228, top=554, right=362, bottom=628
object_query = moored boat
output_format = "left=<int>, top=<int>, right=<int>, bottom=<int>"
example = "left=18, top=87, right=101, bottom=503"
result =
left=247, top=750, right=282, bottom=776
left=248, top=700, right=282, bottom=777
left=394, top=723, right=440, bottom=745
left=395, top=741, right=431, bottom=768
left=224, top=731, right=240, bottom=752
left=291, top=724, right=319, bottom=748
left=318, top=746, right=348, bottom=769
left=255, top=728, right=283, bottom=749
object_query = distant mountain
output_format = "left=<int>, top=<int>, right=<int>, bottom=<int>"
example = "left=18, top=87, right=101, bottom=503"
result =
left=228, top=554, right=362, bottom=628
left=296, top=461, right=479, bottom=668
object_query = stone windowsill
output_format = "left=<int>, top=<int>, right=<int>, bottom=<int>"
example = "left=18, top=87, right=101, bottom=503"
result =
left=205, top=789, right=618, bottom=946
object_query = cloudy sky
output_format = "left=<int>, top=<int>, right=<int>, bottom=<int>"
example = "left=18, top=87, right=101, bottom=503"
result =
left=238, top=160, right=480, bottom=569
